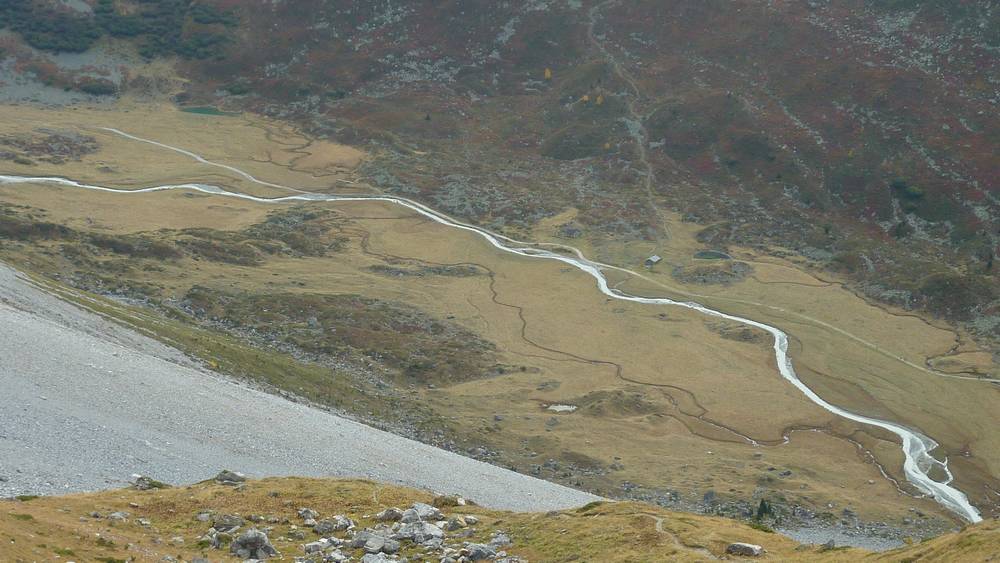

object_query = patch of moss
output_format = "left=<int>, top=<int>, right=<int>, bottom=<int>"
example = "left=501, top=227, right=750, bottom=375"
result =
left=180, top=106, right=239, bottom=116
left=541, top=123, right=609, bottom=161
left=177, top=286, right=497, bottom=385
left=8, top=514, right=34, bottom=521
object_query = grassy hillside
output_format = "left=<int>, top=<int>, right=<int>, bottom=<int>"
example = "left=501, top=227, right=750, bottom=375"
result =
left=2, top=476, right=997, bottom=562
left=1, top=102, right=995, bottom=531
left=2, top=1, right=995, bottom=340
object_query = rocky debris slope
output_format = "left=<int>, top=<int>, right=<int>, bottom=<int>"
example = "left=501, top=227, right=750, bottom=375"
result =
left=0, top=262, right=599, bottom=511
left=133, top=472, right=526, bottom=562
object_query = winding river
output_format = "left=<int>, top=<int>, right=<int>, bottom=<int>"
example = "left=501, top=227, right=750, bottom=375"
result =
left=0, top=129, right=983, bottom=523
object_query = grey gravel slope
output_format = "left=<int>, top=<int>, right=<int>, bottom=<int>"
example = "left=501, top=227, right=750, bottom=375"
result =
left=0, top=263, right=600, bottom=511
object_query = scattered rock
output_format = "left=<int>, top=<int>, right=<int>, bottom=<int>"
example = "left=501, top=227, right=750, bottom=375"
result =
left=464, top=542, right=497, bottom=560
left=132, top=474, right=169, bottom=490
left=213, top=513, right=246, bottom=533
left=375, top=507, right=403, bottom=522
left=108, top=511, right=130, bottom=521
left=303, top=538, right=333, bottom=554
left=393, top=521, right=444, bottom=543
left=673, top=261, right=752, bottom=286
left=314, top=515, right=353, bottom=534
left=215, top=470, right=247, bottom=486
left=361, top=553, right=394, bottom=563
left=350, top=530, right=376, bottom=549
left=410, top=502, right=444, bottom=521
left=200, top=526, right=235, bottom=550
left=231, top=528, right=279, bottom=559
left=298, top=507, right=319, bottom=521
left=433, top=495, right=467, bottom=508
left=364, top=534, right=400, bottom=554
left=726, top=542, right=764, bottom=556
left=443, top=516, right=467, bottom=531
left=490, top=531, right=512, bottom=547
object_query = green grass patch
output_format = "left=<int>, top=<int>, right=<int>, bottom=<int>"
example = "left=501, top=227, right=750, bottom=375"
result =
left=693, top=250, right=732, bottom=260
left=180, top=106, right=239, bottom=117
left=576, top=501, right=607, bottom=513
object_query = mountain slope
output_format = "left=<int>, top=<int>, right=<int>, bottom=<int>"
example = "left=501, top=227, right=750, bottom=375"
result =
left=0, top=262, right=597, bottom=511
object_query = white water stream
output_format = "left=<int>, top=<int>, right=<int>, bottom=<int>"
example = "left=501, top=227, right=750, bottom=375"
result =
left=0, top=130, right=983, bottom=523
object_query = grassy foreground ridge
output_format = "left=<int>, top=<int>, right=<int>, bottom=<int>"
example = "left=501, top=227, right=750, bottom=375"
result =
left=2, top=477, right=998, bottom=562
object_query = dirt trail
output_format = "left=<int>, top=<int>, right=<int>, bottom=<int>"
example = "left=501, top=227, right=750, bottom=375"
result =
left=586, top=0, right=671, bottom=237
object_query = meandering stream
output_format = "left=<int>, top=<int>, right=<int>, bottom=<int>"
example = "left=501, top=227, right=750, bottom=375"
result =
left=0, top=132, right=983, bottom=523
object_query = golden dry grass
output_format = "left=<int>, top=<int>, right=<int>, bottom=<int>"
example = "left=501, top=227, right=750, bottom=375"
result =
left=0, top=103, right=367, bottom=198
left=0, top=184, right=955, bottom=528
left=575, top=217, right=1000, bottom=516
left=0, top=101, right=995, bottom=528
left=2, top=478, right=996, bottom=562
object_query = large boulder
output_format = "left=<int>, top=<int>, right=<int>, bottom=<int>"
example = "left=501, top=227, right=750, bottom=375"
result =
left=364, top=534, right=400, bottom=554
left=411, top=502, right=444, bottom=521
left=726, top=542, right=764, bottom=556
left=303, top=538, right=333, bottom=554
left=463, top=543, right=498, bottom=560
left=374, top=507, right=403, bottom=522
left=214, top=470, right=246, bottom=486
left=400, top=501, right=444, bottom=523
left=230, top=528, right=279, bottom=559
left=212, top=513, right=245, bottom=533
